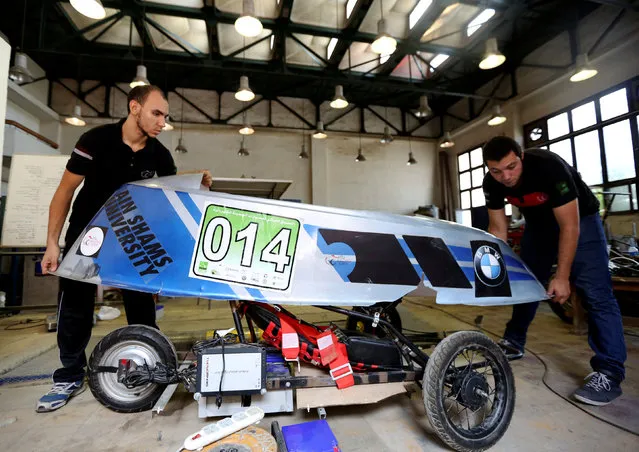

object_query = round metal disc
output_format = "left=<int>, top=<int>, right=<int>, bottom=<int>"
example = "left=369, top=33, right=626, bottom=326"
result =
left=201, top=426, right=277, bottom=452
left=209, top=444, right=252, bottom=452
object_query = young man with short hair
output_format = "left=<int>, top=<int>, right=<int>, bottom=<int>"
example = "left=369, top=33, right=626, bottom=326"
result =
left=37, top=85, right=212, bottom=412
left=482, top=136, right=626, bottom=406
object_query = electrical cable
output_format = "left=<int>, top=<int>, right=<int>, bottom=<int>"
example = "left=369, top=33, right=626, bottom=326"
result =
left=402, top=299, right=639, bottom=437
left=4, top=318, right=45, bottom=330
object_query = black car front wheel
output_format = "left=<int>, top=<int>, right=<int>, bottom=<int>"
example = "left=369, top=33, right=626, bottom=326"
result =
left=423, top=331, right=515, bottom=452
left=88, top=325, right=177, bottom=413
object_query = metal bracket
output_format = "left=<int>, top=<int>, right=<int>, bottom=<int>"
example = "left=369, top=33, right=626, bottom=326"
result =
left=152, top=361, right=191, bottom=417
left=372, top=312, right=381, bottom=328
left=317, top=407, right=327, bottom=420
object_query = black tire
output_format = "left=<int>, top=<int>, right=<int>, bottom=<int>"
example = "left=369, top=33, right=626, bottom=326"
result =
left=88, top=325, right=177, bottom=413
left=423, top=331, right=515, bottom=452
left=346, top=302, right=402, bottom=337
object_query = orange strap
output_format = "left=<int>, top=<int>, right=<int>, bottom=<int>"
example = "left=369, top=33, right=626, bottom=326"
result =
left=329, top=343, right=354, bottom=389
left=280, top=318, right=300, bottom=361
left=317, top=331, right=354, bottom=389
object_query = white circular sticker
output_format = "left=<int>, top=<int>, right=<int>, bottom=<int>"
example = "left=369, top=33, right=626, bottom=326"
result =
left=80, top=227, right=105, bottom=257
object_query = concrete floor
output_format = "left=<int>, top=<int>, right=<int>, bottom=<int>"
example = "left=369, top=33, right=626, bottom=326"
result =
left=0, top=297, right=637, bottom=451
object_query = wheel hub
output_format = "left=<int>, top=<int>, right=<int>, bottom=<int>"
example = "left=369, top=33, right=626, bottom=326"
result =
left=453, top=371, right=489, bottom=411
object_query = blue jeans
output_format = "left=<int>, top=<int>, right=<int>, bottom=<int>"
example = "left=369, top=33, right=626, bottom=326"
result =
left=504, top=213, right=626, bottom=382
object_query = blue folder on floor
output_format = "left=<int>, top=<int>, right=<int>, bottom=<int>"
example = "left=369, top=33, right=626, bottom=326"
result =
left=281, top=419, right=341, bottom=452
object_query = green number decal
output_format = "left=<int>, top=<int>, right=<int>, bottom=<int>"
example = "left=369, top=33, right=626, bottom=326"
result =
left=192, top=205, right=300, bottom=290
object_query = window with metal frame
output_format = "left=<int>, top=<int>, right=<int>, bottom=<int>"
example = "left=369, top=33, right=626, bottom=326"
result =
left=456, top=146, right=512, bottom=227
left=523, top=76, right=639, bottom=214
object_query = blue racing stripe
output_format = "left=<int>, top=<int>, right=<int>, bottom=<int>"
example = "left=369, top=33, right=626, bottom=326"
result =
left=176, top=191, right=202, bottom=224
left=397, top=237, right=426, bottom=281
left=507, top=271, right=536, bottom=281
left=448, top=245, right=473, bottom=262
left=461, top=266, right=475, bottom=281
left=246, top=287, right=265, bottom=301
left=504, top=255, right=526, bottom=270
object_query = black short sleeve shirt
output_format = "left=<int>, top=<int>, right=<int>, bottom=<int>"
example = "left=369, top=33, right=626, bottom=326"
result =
left=482, top=149, right=599, bottom=227
left=66, top=119, right=177, bottom=230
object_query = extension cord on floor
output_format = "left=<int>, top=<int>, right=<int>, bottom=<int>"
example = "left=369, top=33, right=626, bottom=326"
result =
left=182, top=406, right=265, bottom=451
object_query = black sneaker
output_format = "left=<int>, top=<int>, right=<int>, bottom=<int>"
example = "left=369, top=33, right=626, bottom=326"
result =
left=573, top=372, right=622, bottom=406
left=497, top=339, right=524, bottom=360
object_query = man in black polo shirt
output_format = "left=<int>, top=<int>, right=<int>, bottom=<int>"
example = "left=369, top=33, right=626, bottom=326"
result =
left=482, top=136, right=626, bottom=406
left=37, top=85, right=212, bottom=412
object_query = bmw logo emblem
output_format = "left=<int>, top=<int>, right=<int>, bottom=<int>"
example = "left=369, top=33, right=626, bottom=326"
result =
left=473, top=245, right=506, bottom=287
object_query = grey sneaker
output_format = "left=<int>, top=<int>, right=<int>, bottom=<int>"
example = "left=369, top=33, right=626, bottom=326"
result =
left=497, top=339, right=524, bottom=360
left=36, top=380, right=85, bottom=413
left=573, top=372, right=622, bottom=406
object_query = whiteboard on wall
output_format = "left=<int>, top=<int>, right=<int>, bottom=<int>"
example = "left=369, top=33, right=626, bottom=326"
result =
left=1, top=154, right=75, bottom=247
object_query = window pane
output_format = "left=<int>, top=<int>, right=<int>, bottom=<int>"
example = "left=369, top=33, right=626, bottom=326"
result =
left=603, top=120, right=635, bottom=182
left=461, top=190, right=471, bottom=209
left=505, top=203, right=512, bottom=216
left=574, top=131, right=603, bottom=185
left=549, top=139, right=573, bottom=166
left=471, top=188, right=485, bottom=207
left=606, top=186, right=631, bottom=212
left=460, top=172, right=471, bottom=190
left=470, top=148, right=483, bottom=167
left=600, top=88, right=628, bottom=121
left=548, top=112, right=569, bottom=140
left=571, top=101, right=596, bottom=131
left=633, top=184, right=638, bottom=210
left=458, top=153, right=470, bottom=171
left=471, top=168, right=484, bottom=187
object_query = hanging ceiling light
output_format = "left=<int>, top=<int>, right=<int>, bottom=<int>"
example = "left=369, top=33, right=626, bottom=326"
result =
left=8, top=52, right=34, bottom=84
left=313, top=121, right=327, bottom=139
left=70, top=0, right=106, bottom=20
left=487, top=105, right=507, bottom=126
left=298, top=142, right=309, bottom=159
left=371, top=19, right=397, bottom=55
left=440, top=131, right=455, bottom=148
left=162, top=121, right=174, bottom=131
left=330, top=85, right=348, bottom=109
left=65, top=105, right=86, bottom=127
left=235, top=0, right=263, bottom=38
left=239, top=109, right=254, bottom=135
left=239, top=122, right=255, bottom=135
left=235, top=75, right=255, bottom=102
left=356, top=134, right=366, bottom=162
left=237, top=137, right=250, bottom=157
left=407, top=152, right=417, bottom=166
left=380, top=126, right=394, bottom=144
left=570, top=53, right=598, bottom=82
left=175, top=89, right=187, bottom=153
left=130, top=65, right=150, bottom=89
left=479, top=37, right=506, bottom=70
left=175, top=137, right=188, bottom=154
left=414, top=95, right=432, bottom=118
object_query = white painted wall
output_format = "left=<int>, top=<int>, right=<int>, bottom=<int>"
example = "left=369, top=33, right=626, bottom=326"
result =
left=58, top=121, right=438, bottom=212
left=163, top=127, right=313, bottom=203
left=321, top=135, right=436, bottom=214
left=5, top=101, right=40, bottom=132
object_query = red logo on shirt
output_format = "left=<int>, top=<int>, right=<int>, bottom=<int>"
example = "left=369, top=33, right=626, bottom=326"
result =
left=506, top=192, right=549, bottom=207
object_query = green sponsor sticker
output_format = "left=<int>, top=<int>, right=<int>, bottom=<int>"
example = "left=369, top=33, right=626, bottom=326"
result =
left=192, top=204, right=300, bottom=291
left=557, top=181, right=570, bottom=195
